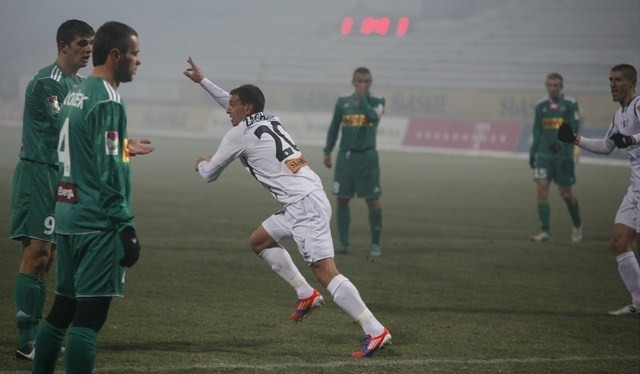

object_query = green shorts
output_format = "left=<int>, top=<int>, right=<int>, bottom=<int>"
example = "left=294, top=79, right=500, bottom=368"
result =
left=10, top=159, right=58, bottom=242
left=55, top=231, right=125, bottom=299
left=332, top=149, right=382, bottom=199
left=533, top=156, right=576, bottom=187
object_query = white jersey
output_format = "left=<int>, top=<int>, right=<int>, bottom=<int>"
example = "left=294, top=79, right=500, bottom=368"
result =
left=579, top=95, right=640, bottom=189
left=198, top=112, right=324, bottom=206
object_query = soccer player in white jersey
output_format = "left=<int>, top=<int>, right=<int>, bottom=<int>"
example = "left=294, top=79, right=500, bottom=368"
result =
left=558, top=64, right=640, bottom=316
left=183, top=57, right=391, bottom=356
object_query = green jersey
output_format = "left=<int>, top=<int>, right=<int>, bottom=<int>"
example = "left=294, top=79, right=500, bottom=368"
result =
left=55, top=76, right=135, bottom=234
left=324, top=93, right=385, bottom=154
left=20, top=62, right=84, bottom=166
left=529, top=94, right=580, bottom=160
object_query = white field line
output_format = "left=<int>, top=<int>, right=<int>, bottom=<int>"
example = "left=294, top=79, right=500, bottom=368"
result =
left=3, top=355, right=631, bottom=373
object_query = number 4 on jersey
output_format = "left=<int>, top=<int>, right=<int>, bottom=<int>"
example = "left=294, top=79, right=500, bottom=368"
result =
left=58, top=117, right=71, bottom=177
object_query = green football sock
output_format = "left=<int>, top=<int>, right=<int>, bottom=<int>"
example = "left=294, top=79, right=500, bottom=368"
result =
left=65, top=326, right=98, bottom=374
left=537, top=203, right=550, bottom=233
left=14, top=273, right=40, bottom=347
left=369, top=207, right=382, bottom=245
left=566, top=200, right=582, bottom=228
left=337, top=204, right=350, bottom=246
left=33, top=320, right=65, bottom=374
left=35, top=278, right=47, bottom=332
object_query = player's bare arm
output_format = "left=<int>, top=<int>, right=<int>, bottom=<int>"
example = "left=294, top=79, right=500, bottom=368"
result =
left=128, top=138, right=155, bottom=156
left=183, top=56, right=205, bottom=83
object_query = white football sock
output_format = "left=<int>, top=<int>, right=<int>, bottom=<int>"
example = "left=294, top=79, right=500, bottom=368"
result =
left=327, top=274, right=384, bottom=335
left=259, top=247, right=314, bottom=299
left=616, top=251, right=640, bottom=305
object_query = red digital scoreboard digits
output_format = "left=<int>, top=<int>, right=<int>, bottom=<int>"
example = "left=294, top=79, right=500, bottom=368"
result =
left=341, top=17, right=410, bottom=36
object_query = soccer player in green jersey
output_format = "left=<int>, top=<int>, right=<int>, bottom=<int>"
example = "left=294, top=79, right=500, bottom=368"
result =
left=32, top=21, right=151, bottom=374
left=529, top=72, right=583, bottom=242
left=324, top=67, right=385, bottom=257
left=9, top=19, right=94, bottom=360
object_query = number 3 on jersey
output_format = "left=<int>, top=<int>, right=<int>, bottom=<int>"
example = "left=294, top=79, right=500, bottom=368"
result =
left=58, top=117, right=71, bottom=177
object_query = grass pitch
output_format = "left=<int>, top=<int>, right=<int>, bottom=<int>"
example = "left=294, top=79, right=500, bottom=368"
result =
left=0, top=125, right=638, bottom=373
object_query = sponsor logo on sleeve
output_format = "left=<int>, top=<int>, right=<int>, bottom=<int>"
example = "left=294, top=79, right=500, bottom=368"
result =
left=56, top=182, right=77, bottom=203
left=48, top=96, right=60, bottom=114
left=105, top=131, right=119, bottom=155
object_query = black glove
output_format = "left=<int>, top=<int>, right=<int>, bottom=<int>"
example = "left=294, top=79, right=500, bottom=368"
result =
left=557, top=122, right=577, bottom=143
left=529, top=154, right=535, bottom=169
left=119, top=227, right=141, bottom=267
left=610, top=133, right=634, bottom=149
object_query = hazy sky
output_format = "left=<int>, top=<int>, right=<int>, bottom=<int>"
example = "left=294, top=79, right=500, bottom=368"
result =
left=1, top=0, right=638, bottom=99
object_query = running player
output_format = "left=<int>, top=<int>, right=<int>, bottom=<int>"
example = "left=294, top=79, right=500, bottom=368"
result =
left=184, top=56, right=392, bottom=357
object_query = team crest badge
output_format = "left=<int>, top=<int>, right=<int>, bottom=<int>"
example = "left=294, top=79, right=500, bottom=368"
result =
left=105, top=131, right=119, bottom=155
left=48, top=96, right=60, bottom=114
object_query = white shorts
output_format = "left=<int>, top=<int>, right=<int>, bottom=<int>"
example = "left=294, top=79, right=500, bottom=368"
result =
left=615, top=185, right=640, bottom=232
left=262, top=189, right=335, bottom=264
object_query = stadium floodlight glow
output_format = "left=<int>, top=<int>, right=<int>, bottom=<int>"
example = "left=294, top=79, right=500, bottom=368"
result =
left=340, top=16, right=410, bottom=36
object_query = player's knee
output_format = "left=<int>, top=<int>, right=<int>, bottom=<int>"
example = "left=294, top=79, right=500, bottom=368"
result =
left=74, top=297, right=112, bottom=333
left=46, top=295, right=77, bottom=329
left=22, top=249, right=51, bottom=274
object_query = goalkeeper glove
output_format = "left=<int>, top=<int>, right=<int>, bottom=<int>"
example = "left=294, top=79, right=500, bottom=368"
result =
left=119, top=227, right=141, bottom=267
left=610, top=133, right=634, bottom=149
left=557, top=122, right=577, bottom=143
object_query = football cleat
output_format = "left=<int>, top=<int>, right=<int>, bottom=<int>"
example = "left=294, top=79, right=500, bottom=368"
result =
left=352, top=328, right=392, bottom=358
left=15, top=341, right=35, bottom=360
left=530, top=231, right=551, bottom=242
left=571, top=226, right=583, bottom=243
left=369, top=244, right=382, bottom=257
left=289, top=289, right=324, bottom=322
left=608, top=304, right=639, bottom=316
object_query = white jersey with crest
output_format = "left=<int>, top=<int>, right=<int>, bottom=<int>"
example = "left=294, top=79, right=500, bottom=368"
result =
left=579, top=95, right=640, bottom=189
left=198, top=111, right=324, bottom=206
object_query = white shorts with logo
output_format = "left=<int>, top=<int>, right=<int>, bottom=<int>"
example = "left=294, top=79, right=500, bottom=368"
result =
left=615, top=185, right=640, bottom=232
left=262, top=189, right=335, bottom=264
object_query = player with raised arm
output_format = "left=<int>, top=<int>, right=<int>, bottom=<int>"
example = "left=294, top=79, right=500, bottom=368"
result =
left=184, top=56, right=392, bottom=357
left=558, top=63, right=640, bottom=316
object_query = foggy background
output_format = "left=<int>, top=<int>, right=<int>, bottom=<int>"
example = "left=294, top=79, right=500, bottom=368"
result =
left=1, top=0, right=639, bottom=151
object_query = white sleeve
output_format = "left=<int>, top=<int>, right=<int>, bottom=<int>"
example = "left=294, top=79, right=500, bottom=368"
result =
left=577, top=136, right=615, bottom=155
left=198, top=128, right=243, bottom=182
left=200, top=78, right=230, bottom=109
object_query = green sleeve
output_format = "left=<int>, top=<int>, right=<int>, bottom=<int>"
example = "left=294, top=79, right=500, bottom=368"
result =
left=324, top=99, right=342, bottom=155
left=359, top=95, right=383, bottom=123
left=570, top=101, right=580, bottom=133
left=529, top=104, right=542, bottom=156
left=91, top=102, right=135, bottom=229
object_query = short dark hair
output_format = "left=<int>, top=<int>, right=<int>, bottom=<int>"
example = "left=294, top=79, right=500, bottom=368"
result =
left=230, top=84, right=265, bottom=113
left=353, top=67, right=371, bottom=80
left=56, top=19, right=94, bottom=52
left=611, top=64, right=638, bottom=82
left=92, top=21, right=138, bottom=66
left=546, top=72, right=563, bottom=83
